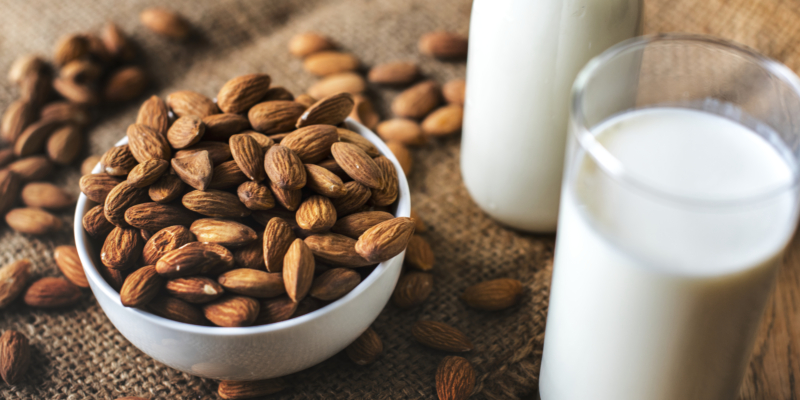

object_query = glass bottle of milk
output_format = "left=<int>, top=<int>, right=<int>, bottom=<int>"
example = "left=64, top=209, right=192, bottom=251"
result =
left=461, top=0, right=642, bottom=232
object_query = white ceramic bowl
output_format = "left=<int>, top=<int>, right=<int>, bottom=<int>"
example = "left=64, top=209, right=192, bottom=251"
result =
left=73, top=119, right=410, bottom=380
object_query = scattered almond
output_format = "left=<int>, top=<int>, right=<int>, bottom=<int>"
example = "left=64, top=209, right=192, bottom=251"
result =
left=303, top=51, right=359, bottom=76
left=23, top=277, right=82, bottom=308
left=54, top=245, right=89, bottom=288
left=20, top=182, right=74, bottom=209
left=461, top=278, right=523, bottom=311
left=289, top=32, right=334, bottom=58
left=436, top=356, right=476, bottom=400
left=140, top=8, right=191, bottom=40
left=443, top=78, right=466, bottom=105
left=377, top=118, right=427, bottom=146
left=413, top=320, right=473, bottom=352
left=0, top=330, right=31, bottom=385
left=368, top=61, right=420, bottom=85
left=5, top=207, right=62, bottom=235
left=392, top=80, right=442, bottom=119
left=419, top=31, right=469, bottom=59
left=422, top=104, right=464, bottom=136
left=345, top=327, right=383, bottom=365
left=218, top=378, right=288, bottom=399
left=0, top=259, right=31, bottom=308
left=392, top=271, right=433, bottom=308
left=386, top=140, right=412, bottom=175
left=307, top=72, right=366, bottom=99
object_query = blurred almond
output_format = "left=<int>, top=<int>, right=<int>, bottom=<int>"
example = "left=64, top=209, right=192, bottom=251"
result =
left=331, top=181, right=372, bottom=216
left=54, top=34, right=89, bottom=66
left=104, top=66, right=147, bottom=102
left=41, top=101, right=90, bottom=126
left=436, top=356, right=476, bottom=400
left=6, top=156, right=53, bottom=182
left=203, top=295, right=259, bottom=327
left=247, top=101, right=306, bottom=135
left=254, top=296, right=297, bottom=324
left=147, top=296, right=207, bottom=325
left=217, top=73, right=272, bottom=114
left=0, top=259, right=31, bottom=308
left=47, top=124, right=82, bottom=165
left=0, top=170, right=20, bottom=216
left=143, top=225, right=196, bottom=265
left=101, top=22, right=134, bottom=60
left=0, top=330, right=31, bottom=385
left=127, top=123, right=171, bottom=162
left=101, top=226, right=143, bottom=270
left=176, top=141, right=231, bottom=165
left=332, top=211, right=393, bottom=239
left=230, top=134, right=266, bottom=181
left=368, top=61, right=420, bottom=85
left=1, top=99, right=33, bottom=144
left=392, top=271, right=433, bottom=308
left=5, top=207, right=62, bottom=235
left=283, top=238, right=315, bottom=302
left=166, top=276, right=224, bottom=304
left=337, top=128, right=380, bottom=157
left=303, top=51, right=359, bottom=76
left=52, top=77, right=97, bottom=104
left=19, top=69, right=52, bottom=107
left=304, top=164, right=346, bottom=198
left=82, top=205, right=115, bottom=239
left=264, top=145, right=307, bottom=190
left=422, top=104, right=463, bottom=136
left=461, top=278, right=523, bottom=311
left=218, top=268, right=284, bottom=298
left=127, top=159, right=169, bottom=188
left=202, top=113, right=251, bottom=141
left=81, top=155, right=101, bottom=175
left=310, top=268, right=360, bottom=301
left=124, top=202, right=196, bottom=232
left=345, top=327, right=383, bottom=365
left=376, top=118, right=427, bottom=146
left=405, top=235, right=434, bottom=272
left=183, top=189, right=250, bottom=218
left=24, top=277, right=81, bottom=308
left=410, top=208, right=427, bottom=233
left=167, top=90, right=218, bottom=118
left=392, top=80, right=441, bottom=119
left=100, top=145, right=137, bottom=176
left=218, top=378, right=287, bottom=399
left=386, top=140, right=412, bottom=175
left=120, top=265, right=163, bottom=307
left=0, top=149, right=13, bottom=168
left=443, top=78, right=466, bottom=105
left=349, top=95, right=379, bottom=130
left=262, top=87, right=294, bottom=102
left=8, top=54, right=44, bottom=85
left=280, top=124, right=338, bottom=164
left=190, top=218, right=257, bottom=248
left=419, top=31, right=469, bottom=59
left=14, top=119, right=61, bottom=157
left=308, top=72, right=365, bottom=99
left=136, top=95, right=169, bottom=137
left=140, top=8, right=191, bottom=40
left=21, top=182, right=74, bottom=209
left=263, top=217, right=296, bottom=272
left=304, top=233, right=373, bottom=267
left=294, top=94, right=316, bottom=109
left=289, top=32, right=334, bottom=58
left=296, top=92, right=354, bottom=127
left=148, top=174, right=184, bottom=203
left=156, top=242, right=234, bottom=278
left=171, top=150, right=213, bottom=191
left=237, top=181, right=275, bottom=210
left=167, top=116, right=205, bottom=149
left=331, top=142, right=383, bottom=189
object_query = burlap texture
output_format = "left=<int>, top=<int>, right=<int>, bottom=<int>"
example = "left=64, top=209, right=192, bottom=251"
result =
left=0, top=0, right=795, bottom=398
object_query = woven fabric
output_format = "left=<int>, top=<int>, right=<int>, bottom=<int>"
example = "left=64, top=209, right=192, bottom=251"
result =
left=0, top=0, right=794, bottom=398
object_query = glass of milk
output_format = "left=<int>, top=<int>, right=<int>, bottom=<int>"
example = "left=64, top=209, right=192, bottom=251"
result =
left=539, top=34, right=800, bottom=400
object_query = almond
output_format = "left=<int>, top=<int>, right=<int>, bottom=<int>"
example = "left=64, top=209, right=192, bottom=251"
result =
left=392, top=271, right=433, bottom=308
left=98, top=264, right=125, bottom=292
left=247, top=101, right=306, bottom=135
left=230, top=134, right=266, bottom=181
left=0, top=260, right=31, bottom=308
left=81, top=155, right=101, bottom=175
left=23, top=277, right=81, bottom=308
left=370, top=156, right=399, bottom=206
left=241, top=131, right=274, bottom=151
left=104, top=66, right=147, bottom=102
left=331, top=142, right=383, bottom=189
left=349, top=95, right=380, bottom=130
left=356, top=217, right=414, bottom=263
left=303, top=51, right=359, bottom=76
left=331, top=181, right=372, bottom=216
left=419, top=31, right=469, bottom=59
left=148, top=175, right=185, bottom=204
left=436, top=356, right=476, bottom=400
left=264, top=145, right=307, bottom=190
left=19, top=69, right=52, bottom=107
left=422, top=104, right=463, bottom=136
left=52, top=77, right=97, bottom=104
left=368, top=61, right=420, bottom=85
left=310, top=268, right=360, bottom=301
left=263, top=217, right=296, bottom=272
left=304, top=164, right=346, bottom=198
left=233, top=236, right=265, bottom=269
left=0, top=330, right=31, bottom=385
left=332, top=211, right=393, bottom=239
left=0, top=149, right=15, bottom=169
left=289, top=32, right=334, bottom=58
left=156, top=242, right=234, bottom=278
left=14, top=119, right=62, bottom=157
left=405, top=235, right=434, bottom=272
left=127, top=123, right=171, bottom=163
left=5, top=207, right=62, bottom=235
left=376, top=118, right=427, bottom=146
left=46, top=124, right=82, bottom=165
left=53, top=245, right=88, bottom=288
left=237, top=181, right=275, bottom=210
left=41, top=102, right=90, bottom=126
left=54, top=33, right=89, bottom=66
left=176, top=141, right=231, bottom=165
left=282, top=238, right=315, bottom=302
left=296, top=92, right=354, bottom=128
left=294, top=94, right=316, bottom=109
left=386, top=141, right=412, bottom=175
left=120, top=265, right=163, bottom=307
left=101, top=22, right=134, bottom=61
left=443, top=79, right=466, bottom=105
left=6, top=156, right=53, bottom=182
left=392, top=80, right=442, bottom=119
left=254, top=296, right=297, bottom=325
left=1, top=99, right=33, bottom=144
left=217, top=73, right=272, bottom=114
left=171, top=150, right=214, bottom=191
left=182, top=189, right=250, bottom=218
left=461, top=278, right=523, bottom=311
left=269, top=182, right=302, bottom=211
left=218, top=378, right=287, bottom=399
left=101, top=227, right=143, bottom=270
left=294, top=195, right=336, bottom=233
left=280, top=124, right=338, bottom=163
left=82, top=205, right=115, bottom=239
left=307, top=72, right=366, bottom=99
left=203, top=295, right=259, bottom=327
left=345, top=327, right=382, bottom=365
left=104, top=180, right=148, bottom=226
left=218, top=269, right=284, bottom=298
left=124, top=202, right=196, bottom=232
left=337, top=128, right=380, bottom=157
left=251, top=208, right=297, bottom=227
left=142, top=225, right=196, bottom=265
left=147, top=296, right=207, bottom=325
left=293, top=297, right=323, bottom=318
left=304, top=233, right=373, bottom=267
left=20, top=182, right=73, bottom=210
left=165, top=277, right=224, bottom=304
left=209, top=160, right=249, bottom=190
left=140, top=8, right=191, bottom=40
left=127, top=159, right=169, bottom=188
left=8, top=54, right=44, bottom=85
left=167, top=116, right=205, bottom=149
left=410, top=208, right=427, bottom=233
left=100, top=145, right=137, bottom=176
left=190, top=218, right=257, bottom=248
left=202, top=113, right=251, bottom=142
left=412, top=320, right=473, bottom=352
left=269, top=133, right=290, bottom=143
left=136, top=95, right=169, bottom=137
left=166, top=90, right=218, bottom=118
left=262, top=87, right=295, bottom=102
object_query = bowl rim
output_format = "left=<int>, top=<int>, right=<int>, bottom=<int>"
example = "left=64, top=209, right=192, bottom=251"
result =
left=73, top=118, right=411, bottom=337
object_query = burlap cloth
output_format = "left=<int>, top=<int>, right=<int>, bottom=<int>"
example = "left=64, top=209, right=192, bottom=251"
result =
left=0, top=0, right=795, bottom=398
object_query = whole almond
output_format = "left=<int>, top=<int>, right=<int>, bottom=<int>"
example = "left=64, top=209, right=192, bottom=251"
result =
left=190, top=218, right=257, bottom=248
left=345, top=327, right=383, bottom=365
left=254, top=296, right=297, bottom=325
left=289, top=32, right=334, bottom=58
left=419, top=31, right=469, bottom=59
left=6, top=156, right=53, bottom=182
left=263, top=217, right=296, bottom=272
left=443, top=79, right=466, bottom=105
left=0, top=259, right=31, bottom=308
left=165, top=276, right=224, bottom=304
left=14, top=119, right=62, bottom=157
left=294, top=94, right=316, bottom=109
left=62, top=56, right=102, bottom=83
left=241, top=131, right=274, bottom=151
left=264, top=145, right=307, bottom=190
left=147, top=296, right=207, bottom=325
left=293, top=297, right=323, bottom=318
left=303, top=51, right=359, bottom=76
left=304, top=164, right=346, bottom=198
left=392, top=80, right=441, bottom=119
left=263, top=87, right=295, bottom=102
left=100, top=144, right=137, bottom=176
left=331, top=142, right=383, bottom=189
left=149, top=175, right=185, bottom=203
left=386, top=140, right=412, bottom=175
left=127, top=123, right=171, bottom=163
left=8, top=54, right=44, bottom=85
left=52, top=77, right=96, bottom=104
left=269, top=181, right=302, bottom=211
left=247, top=101, right=306, bottom=135
left=370, top=156, right=399, bottom=206
left=349, top=95, right=379, bottom=130
left=203, top=295, right=260, bottom=327
left=47, top=124, right=83, bottom=165
left=0, top=149, right=14, bottom=169
left=332, top=211, right=393, bottom=239
left=120, top=265, right=163, bottom=308
left=280, top=124, right=338, bottom=164
left=53, top=245, right=88, bottom=288
left=405, top=235, right=434, bottom=272
left=156, top=242, right=234, bottom=278
left=202, top=113, right=251, bottom=141
left=296, top=195, right=337, bottom=233
left=41, top=102, right=90, bottom=126
left=376, top=118, right=427, bottom=146
left=143, top=225, right=196, bottom=265
left=436, top=356, right=476, bottom=400
left=296, top=92, right=354, bottom=128
left=0, top=330, right=31, bottom=385
left=392, top=271, right=433, bottom=308
left=234, top=236, right=265, bottom=269
left=461, top=278, right=523, bottom=311
left=167, top=115, right=205, bottom=149
left=176, top=141, right=231, bottom=165
left=104, top=66, right=147, bottom=102
left=310, top=268, right=360, bottom=301
left=1, top=99, right=33, bottom=144
left=237, top=181, right=275, bottom=210
left=81, top=155, right=101, bottom=175
left=140, top=8, right=191, bottom=40
left=283, top=238, right=315, bottom=302
left=20, top=69, right=52, bottom=107
left=5, top=208, right=62, bottom=235
left=413, top=320, right=473, bottom=352
left=356, top=217, right=414, bottom=263
left=54, top=34, right=89, bottom=66
left=82, top=205, right=115, bottom=239
left=422, top=104, right=464, bottom=136
left=307, top=72, right=366, bottom=100
left=20, top=182, right=74, bottom=209
left=411, top=208, right=427, bottom=233
left=127, top=159, right=169, bottom=188
left=251, top=207, right=298, bottom=227
left=101, top=22, right=134, bottom=60
left=217, top=73, right=272, bottom=114
left=331, top=181, right=372, bottom=216
left=23, top=277, right=81, bottom=308
left=124, top=202, right=196, bottom=232
left=337, top=128, right=381, bottom=157
left=368, top=61, right=420, bottom=85
left=182, top=189, right=250, bottom=218
left=172, top=150, right=214, bottom=191
left=166, top=90, right=218, bottom=118
left=101, top=227, right=143, bottom=270
left=230, top=134, right=266, bottom=181
left=304, top=233, right=373, bottom=267
left=104, top=180, right=148, bottom=226
left=136, top=95, right=169, bottom=137
left=209, top=160, right=249, bottom=190
left=218, top=269, right=284, bottom=298
left=218, top=378, right=287, bottom=399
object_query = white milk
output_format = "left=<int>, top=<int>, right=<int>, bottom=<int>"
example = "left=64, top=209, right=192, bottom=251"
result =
left=539, top=108, right=798, bottom=400
left=461, top=0, right=641, bottom=232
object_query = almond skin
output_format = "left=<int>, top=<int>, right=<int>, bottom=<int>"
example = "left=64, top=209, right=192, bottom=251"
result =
left=218, top=269, right=284, bottom=298
left=218, top=378, right=287, bottom=399
left=0, top=259, right=31, bottom=308
left=280, top=125, right=338, bottom=164
left=166, top=90, right=218, bottom=118
left=149, top=175, right=185, bottom=204
left=304, top=233, right=373, bottom=267
left=83, top=205, right=115, bottom=239
left=171, top=150, right=214, bottom=191
left=392, top=271, right=433, bottom=308
left=124, top=202, right=196, bottom=232
left=237, top=181, right=275, bottom=210
left=376, top=118, right=427, bottom=146
left=303, top=51, right=359, bottom=76
left=120, top=265, right=163, bottom=308
left=296, top=195, right=337, bottom=233
left=233, top=236, right=265, bottom=269
left=296, top=92, right=354, bottom=128
left=104, top=180, right=148, bottom=227
left=368, top=61, right=420, bottom=85
left=307, top=72, right=366, bottom=100
left=304, top=164, right=346, bottom=198
left=443, top=79, right=466, bottom=105
left=421, top=104, right=464, bottom=136
left=289, top=32, right=334, bottom=58
left=101, top=227, right=143, bottom=270
left=136, top=95, right=169, bottom=136
left=370, top=156, right=399, bottom=207
left=345, top=327, right=383, bottom=365
left=80, top=173, right=123, bottom=204
left=23, top=277, right=81, bottom=308
left=331, top=142, right=383, bottom=189
left=263, top=217, right=296, bottom=273
left=412, top=320, right=473, bottom=352
left=310, top=268, right=360, bottom=301
left=127, top=159, right=169, bottom=188
left=100, top=144, right=138, bottom=176
left=203, top=295, right=260, bottom=327
left=54, top=245, right=89, bottom=288
left=419, top=31, right=469, bottom=59
left=337, top=128, right=380, bottom=157
left=147, top=296, right=207, bottom=325
left=5, top=207, right=62, bottom=235
left=140, top=8, right=191, bottom=40
left=283, top=238, right=315, bottom=302
left=0, top=330, right=31, bottom=385
left=405, top=235, right=435, bottom=272
left=331, top=181, right=372, bottom=217
left=332, top=211, right=394, bottom=239
left=264, top=145, right=307, bottom=190
left=21, top=182, right=74, bottom=209
left=156, top=242, right=235, bottom=278
left=436, top=356, right=476, bottom=400
left=230, top=134, right=266, bottom=181
left=190, top=218, right=257, bottom=248
left=461, top=278, right=523, bottom=311
left=202, top=113, right=252, bottom=142
left=209, top=160, right=249, bottom=190
left=165, top=276, right=224, bottom=304
left=182, top=189, right=251, bottom=218
left=142, top=225, right=196, bottom=265
left=217, top=73, right=272, bottom=114
left=254, top=296, right=297, bottom=325
left=356, top=217, right=415, bottom=263
left=167, top=115, right=205, bottom=149
left=269, top=181, right=302, bottom=211
left=248, top=101, right=306, bottom=134
left=127, top=123, right=171, bottom=163
left=391, top=80, right=442, bottom=119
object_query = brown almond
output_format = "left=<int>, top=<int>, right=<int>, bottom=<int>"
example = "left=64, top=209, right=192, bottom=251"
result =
left=148, top=175, right=185, bottom=203
left=0, top=260, right=31, bottom=308
left=218, top=378, right=287, bottom=399
left=0, top=148, right=15, bottom=169
left=230, top=134, right=266, bottom=181
left=167, top=115, right=205, bottom=149
left=262, top=87, right=294, bottom=102
left=171, top=150, right=214, bottom=191
left=182, top=189, right=250, bottom=218
left=19, top=69, right=52, bottom=107
left=140, top=8, right=191, bottom=40
left=104, top=180, right=148, bottom=226
left=218, top=269, right=284, bottom=298
left=46, top=124, right=82, bottom=165
left=356, top=217, right=414, bottom=263
left=376, top=118, right=427, bottom=146
left=237, top=181, right=275, bottom=210
left=307, top=72, right=366, bottom=100
left=283, top=238, right=315, bottom=302
left=98, top=264, right=125, bottom=292
left=461, top=278, right=523, bottom=311
left=331, top=181, right=372, bottom=217
left=201, top=113, right=251, bottom=142
left=8, top=54, right=44, bottom=85
left=53, top=245, right=88, bottom=288
left=52, top=77, right=97, bottom=104
left=443, top=79, right=466, bottom=105
left=120, top=265, right=163, bottom=307
left=209, top=160, right=249, bottom=190
left=127, top=159, right=169, bottom=188
left=82, top=205, right=115, bottom=239
left=176, top=141, right=231, bottom=165
left=345, top=327, right=383, bottom=365
left=203, top=295, right=260, bottom=327
left=54, top=34, right=89, bottom=66
left=6, top=156, right=53, bottom=182
left=5, top=207, right=62, bottom=235
left=233, top=235, right=265, bottom=269
left=251, top=208, right=297, bottom=227
left=392, top=271, right=433, bottom=308
left=289, top=32, right=334, bottom=58
left=124, top=202, right=196, bottom=232
left=81, top=155, right=101, bottom=175
left=254, top=296, right=297, bottom=325
left=269, top=133, right=290, bottom=143
left=104, top=66, right=147, bottom=102
left=241, top=131, right=274, bottom=151
left=304, top=164, right=346, bottom=198
left=304, top=233, right=373, bottom=267
left=419, top=31, right=469, bottom=59
left=392, top=80, right=441, bottom=119
left=156, top=242, right=234, bottom=278
left=1, top=99, right=33, bottom=144
left=101, top=227, right=143, bottom=270
left=294, top=94, right=316, bottom=109
left=85, top=33, right=113, bottom=63
left=23, top=277, right=81, bottom=308
left=337, top=128, right=380, bottom=157
left=147, top=296, right=207, bottom=325
left=142, top=225, right=196, bottom=265
left=296, top=195, right=337, bottom=233
left=331, top=142, right=383, bottom=189
left=368, top=61, right=420, bottom=85
left=127, top=123, right=171, bottom=163
left=281, top=125, right=338, bottom=164
left=0, top=170, right=20, bottom=216
left=14, top=119, right=62, bottom=157
left=136, top=95, right=169, bottom=137
left=248, top=101, right=306, bottom=135
left=40, top=102, right=90, bottom=126
left=296, top=92, right=354, bottom=128
left=293, top=297, right=323, bottom=318
left=410, top=208, right=427, bottom=233
left=269, top=182, right=302, bottom=211
left=422, top=104, right=464, bottom=136
left=217, top=73, right=272, bottom=114
left=100, top=145, right=138, bottom=176
left=165, top=276, right=224, bottom=304
left=303, top=51, right=359, bottom=76
left=349, top=95, right=379, bottom=130
left=0, top=330, right=31, bottom=385
left=370, top=156, right=399, bottom=206
left=386, top=141, right=412, bottom=175
left=263, top=217, right=296, bottom=272
left=413, top=320, right=473, bottom=352
left=166, top=90, right=218, bottom=118
left=101, top=22, right=134, bottom=61
left=332, top=211, right=393, bottom=239
left=405, top=235, right=434, bottom=272
left=264, top=145, right=307, bottom=190
left=310, top=268, right=360, bottom=301
left=436, top=356, right=476, bottom=400
left=20, top=182, right=74, bottom=209
left=190, top=218, right=257, bottom=248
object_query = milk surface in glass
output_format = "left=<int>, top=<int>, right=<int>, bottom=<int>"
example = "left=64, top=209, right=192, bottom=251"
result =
left=461, top=0, right=641, bottom=232
left=539, top=107, right=798, bottom=400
